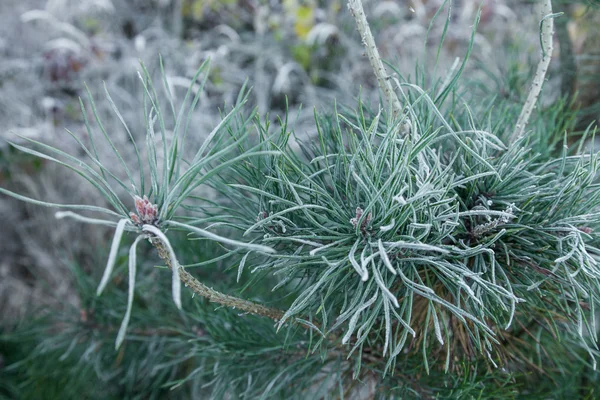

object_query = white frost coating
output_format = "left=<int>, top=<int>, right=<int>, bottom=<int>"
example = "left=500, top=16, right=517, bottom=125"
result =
left=505, top=296, right=516, bottom=330
left=409, top=223, right=432, bottom=230
left=431, top=306, right=444, bottom=346
left=342, top=292, right=379, bottom=344
left=379, top=219, right=396, bottom=232
left=393, top=195, right=406, bottom=205
left=168, top=220, right=275, bottom=254
left=383, top=240, right=449, bottom=254
left=237, top=252, right=250, bottom=283
left=392, top=186, right=408, bottom=206
left=116, top=235, right=144, bottom=349
left=555, top=232, right=578, bottom=263
left=55, top=211, right=127, bottom=228
left=372, top=260, right=400, bottom=308
left=349, top=240, right=369, bottom=281
left=309, top=239, right=343, bottom=256
left=382, top=296, right=391, bottom=356
left=142, top=224, right=182, bottom=309
left=378, top=239, right=398, bottom=276
left=97, top=219, right=129, bottom=296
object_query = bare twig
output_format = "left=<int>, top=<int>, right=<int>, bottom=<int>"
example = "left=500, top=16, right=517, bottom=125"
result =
left=510, top=0, right=557, bottom=143
left=347, top=0, right=403, bottom=119
left=150, top=236, right=287, bottom=321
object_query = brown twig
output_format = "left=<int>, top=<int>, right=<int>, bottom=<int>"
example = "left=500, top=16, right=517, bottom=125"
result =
left=510, top=0, right=556, bottom=142
left=150, top=236, right=288, bottom=322
left=347, top=0, right=403, bottom=119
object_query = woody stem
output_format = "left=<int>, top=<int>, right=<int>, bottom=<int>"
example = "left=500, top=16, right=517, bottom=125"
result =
left=347, top=0, right=403, bottom=119
left=510, top=0, right=555, bottom=142
left=150, top=236, right=289, bottom=322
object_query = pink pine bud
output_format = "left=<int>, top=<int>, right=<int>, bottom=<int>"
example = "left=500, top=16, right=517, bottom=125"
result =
left=350, top=207, right=372, bottom=232
left=131, top=195, right=158, bottom=225
left=130, top=212, right=141, bottom=225
left=350, top=207, right=363, bottom=228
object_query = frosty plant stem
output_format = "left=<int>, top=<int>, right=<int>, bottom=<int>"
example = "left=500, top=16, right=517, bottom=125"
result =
left=347, top=0, right=403, bottom=119
left=510, top=0, right=558, bottom=142
left=149, top=235, right=287, bottom=322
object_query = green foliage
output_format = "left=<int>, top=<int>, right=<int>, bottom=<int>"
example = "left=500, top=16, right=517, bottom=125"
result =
left=2, top=2, right=600, bottom=398
left=0, top=238, right=344, bottom=400
left=205, top=78, right=600, bottom=377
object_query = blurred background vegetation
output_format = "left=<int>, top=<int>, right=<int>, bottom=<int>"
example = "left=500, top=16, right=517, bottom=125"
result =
left=0, top=0, right=599, bottom=398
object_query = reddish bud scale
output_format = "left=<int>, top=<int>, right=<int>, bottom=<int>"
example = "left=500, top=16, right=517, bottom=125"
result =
left=350, top=207, right=372, bottom=232
left=131, top=195, right=158, bottom=225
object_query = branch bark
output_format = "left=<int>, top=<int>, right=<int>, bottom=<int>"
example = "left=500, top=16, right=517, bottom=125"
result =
left=150, top=237, right=287, bottom=321
left=510, top=0, right=556, bottom=143
left=347, top=0, right=403, bottom=119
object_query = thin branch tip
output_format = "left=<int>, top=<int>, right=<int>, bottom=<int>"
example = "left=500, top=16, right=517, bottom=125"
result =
left=347, top=0, right=404, bottom=121
left=510, top=0, right=555, bottom=143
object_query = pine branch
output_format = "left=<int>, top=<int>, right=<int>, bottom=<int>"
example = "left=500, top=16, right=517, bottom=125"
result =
left=510, top=0, right=556, bottom=142
left=347, top=0, right=403, bottom=119
left=150, top=236, right=287, bottom=322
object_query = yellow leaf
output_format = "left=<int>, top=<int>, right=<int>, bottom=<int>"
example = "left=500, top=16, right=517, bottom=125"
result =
left=294, top=6, right=314, bottom=39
